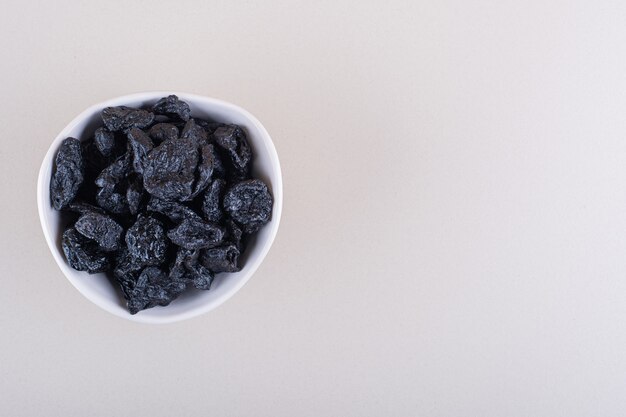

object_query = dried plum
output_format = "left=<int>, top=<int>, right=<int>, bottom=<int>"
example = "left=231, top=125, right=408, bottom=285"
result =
left=147, top=197, right=202, bottom=223
left=181, top=119, right=208, bottom=146
left=148, top=123, right=178, bottom=143
left=200, top=244, right=240, bottom=273
left=169, top=248, right=213, bottom=290
left=151, top=95, right=191, bottom=121
left=96, top=187, right=129, bottom=215
left=67, top=201, right=107, bottom=215
left=223, top=179, right=272, bottom=233
left=95, top=154, right=130, bottom=189
left=213, top=124, right=251, bottom=179
left=167, top=217, right=224, bottom=249
left=123, top=266, right=186, bottom=314
left=186, top=143, right=215, bottom=200
left=94, top=127, right=116, bottom=157
left=75, top=212, right=123, bottom=251
left=224, top=218, right=244, bottom=249
left=101, top=106, right=154, bottom=132
left=125, top=215, right=168, bottom=266
left=62, top=228, right=110, bottom=273
left=126, top=175, right=144, bottom=215
left=51, top=137, right=84, bottom=210
left=202, top=179, right=225, bottom=222
left=143, top=137, right=198, bottom=201
left=127, top=128, right=153, bottom=174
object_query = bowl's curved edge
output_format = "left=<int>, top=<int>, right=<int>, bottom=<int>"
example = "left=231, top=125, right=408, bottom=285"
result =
left=37, top=91, right=283, bottom=324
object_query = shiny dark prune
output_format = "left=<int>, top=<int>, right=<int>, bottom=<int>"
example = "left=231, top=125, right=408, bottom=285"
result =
left=74, top=212, right=123, bottom=252
left=212, top=124, right=251, bottom=180
left=202, top=179, right=225, bottom=223
left=143, top=137, right=198, bottom=201
left=148, top=123, right=178, bottom=143
left=50, top=137, right=84, bottom=210
left=123, top=266, right=187, bottom=314
left=200, top=244, right=240, bottom=273
left=167, top=217, right=224, bottom=249
left=125, top=215, right=168, bottom=266
left=146, top=197, right=201, bottom=223
left=62, top=228, right=110, bottom=273
left=127, top=128, right=154, bottom=174
left=94, top=127, right=116, bottom=157
left=223, top=179, right=273, bottom=233
left=151, top=95, right=191, bottom=121
left=101, top=106, right=154, bottom=132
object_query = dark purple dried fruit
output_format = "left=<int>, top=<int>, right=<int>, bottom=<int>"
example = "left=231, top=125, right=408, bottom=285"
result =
left=181, top=119, right=208, bottom=146
left=101, top=106, right=154, bottom=132
left=75, top=212, right=123, bottom=252
left=224, top=218, right=244, bottom=249
left=126, top=175, right=144, bottom=215
left=66, top=201, right=107, bottom=215
left=223, top=179, right=273, bottom=233
left=151, top=95, right=191, bottom=121
left=62, top=228, right=110, bottom=273
left=185, top=263, right=214, bottom=290
left=51, top=137, right=84, bottom=210
left=202, top=179, right=225, bottom=222
left=94, top=127, right=116, bottom=157
left=148, top=123, right=178, bottom=143
left=212, top=124, right=251, bottom=179
left=143, top=137, right=198, bottom=201
left=96, top=187, right=129, bottom=215
left=95, top=154, right=130, bottom=189
left=167, top=217, right=224, bottom=249
left=125, top=215, right=168, bottom=266
left=146, top=197, right=202, bottom=223
left=123, top=266, right=187, bottom=314
left=186, top=143, right=215, bottom=200
left=200, top=244, right=240, bottom=273
left=169, top=247, right=213, bottom=290
left=127, top=128, right=153, bottom=174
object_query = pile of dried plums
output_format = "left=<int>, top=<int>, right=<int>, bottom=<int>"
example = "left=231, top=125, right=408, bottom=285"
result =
left=50, top=95, right=273, bottom=314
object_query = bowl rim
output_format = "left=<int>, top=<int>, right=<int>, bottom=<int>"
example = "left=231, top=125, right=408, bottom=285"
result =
left=37, top=91, right=283, bottom=324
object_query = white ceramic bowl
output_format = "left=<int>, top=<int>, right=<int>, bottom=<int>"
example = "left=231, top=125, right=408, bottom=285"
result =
left=37, top=92, right=282, bottom=323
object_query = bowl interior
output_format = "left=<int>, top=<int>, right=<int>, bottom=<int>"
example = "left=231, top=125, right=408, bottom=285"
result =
left=38, top=92, right=282, bottom=323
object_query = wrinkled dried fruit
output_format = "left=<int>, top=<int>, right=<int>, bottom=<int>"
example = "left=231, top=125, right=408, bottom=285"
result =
left=167, top=217, right=224, bottom=249
left=147, top=197, right=201, bottom=223
left=123, top=266, right=187, bottom=314
left=67, top=201, right=107, bottom=215
left=62, top=228, right=110, bottom=273
left=125, top=215, right=168, bottom=266
left=200, top=244, right=240, bottom=273
left=202, top=179, right=225, bottom=222
left=143, top=137, right=198, bottom=201
left=51, top=137, right=84, bottom=210
left=127, top=127, right=154, bottom=174
left=96, top=187, right=129, bottom=215
left=75, top=212, right=123, bottom=251
left=181, top=119, right=208, bottom=146
left=224, top=218, right=244, bottom=249
left=126, top=175, right=144, bottom=215
left=148, top=123, right=178, bottom=143
left=223, top=179, right=273, bottom=233
left=95, top=154, right=130, bottom=189
left=94, top=127, right=116, bottom=157
left=213, top=124, right=251, bottom=179
left=152, top=95, right=191, bottom=121
left=101, top=106, right=154, bottom=132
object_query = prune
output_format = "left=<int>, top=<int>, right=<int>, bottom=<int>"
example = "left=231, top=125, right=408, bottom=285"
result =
left=147, top=197, right=201, bottom=223
left=200, top=244, right=240, bottom=273
left=194, top=119, right=227, bottom=134
left=95, top=154, right=130, bottom=189
left=213, top=124, right=251, bottom=179
left=96, top=187, right=129, bottom=215
left=169, top=248, right=213, bottom=290
left=223, top=179, right=273, bottom=233
left=202, top=179, right=225, bottom=222
left=67, top=201, right=107, bottom=215
left=126, top=175, right=144, bottom=215
left=123, top=266, right=186, bottom=314
left=62, top=228, right=110, bottom=273
left=101, top=106, right=154, bottom=132
left=181, top=119, right=208, bottom=146
left=125, top=214, right=168, bottom=266
left=151, top=95, right=191, bottom=121
left=94, top=127, right=116, bottom=157
left=127, top=128, right=153, bottom=174
left=167, top=217, right=224, bottom=249
left=224, top=218, right=244, bottom=249
left=143, top=137, right=198, bottom=201
left=186, top=143, right=215, bottom=200
left=51, top=137, right=84, bottom=210
left=75, top=212, right=123, bottom=251
left=148, top=123, right=178, bottom=143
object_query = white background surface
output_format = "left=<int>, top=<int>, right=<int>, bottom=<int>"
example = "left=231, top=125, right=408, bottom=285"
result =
left=2, top=1, right=626, bottom=416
